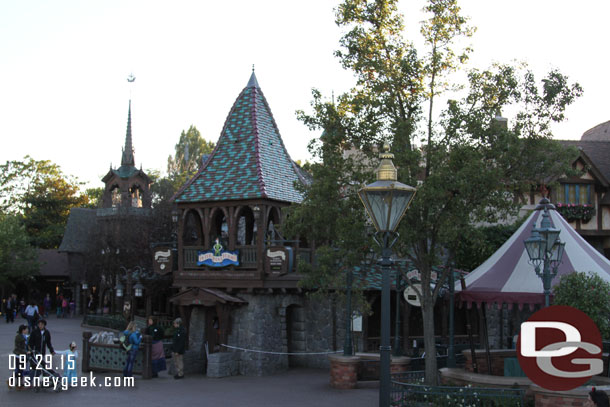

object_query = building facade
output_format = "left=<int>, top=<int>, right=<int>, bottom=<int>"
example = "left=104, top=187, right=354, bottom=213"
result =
left=171, top=71, right=348, bottom=376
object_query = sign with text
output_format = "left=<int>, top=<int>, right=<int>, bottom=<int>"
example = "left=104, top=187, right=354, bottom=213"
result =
left=197, top=239, right=239, bottom=268
left=265, top=247, right=287, bottom=275
left=153, top=247, right=173, bottom=275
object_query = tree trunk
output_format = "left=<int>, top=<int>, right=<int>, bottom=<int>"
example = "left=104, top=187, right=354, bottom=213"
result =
left=422, top=298, right=438, bottom=385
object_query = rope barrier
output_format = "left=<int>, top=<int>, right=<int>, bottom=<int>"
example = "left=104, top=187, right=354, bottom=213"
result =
left=220, top=344, right=342, bottom=356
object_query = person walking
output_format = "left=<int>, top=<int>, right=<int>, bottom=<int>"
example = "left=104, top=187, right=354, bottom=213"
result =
left=42, top=294, right=51, bottom=318
left=122, top=321, right=142, bottom=378
left=5, top=296, right=14, bottom=323
left=28, top=319, right=55, bottom=389
left=29, top=319, right=55, bottom=356
left=56, top=341, right=79, bottom=386
left=146, top=317, right=167, bottom=378
left=24, top=302, right=39, bottom=333
left=56, top=294, right=63, bottom=318
left=12, top=324, right=29, bottom=388
left=171, top=318, right=186, bottom=379
left=61, top=297, right=68, bottom=318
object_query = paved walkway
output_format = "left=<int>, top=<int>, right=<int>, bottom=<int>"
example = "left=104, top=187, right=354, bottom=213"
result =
left=0, top=316, right=377, bottom=407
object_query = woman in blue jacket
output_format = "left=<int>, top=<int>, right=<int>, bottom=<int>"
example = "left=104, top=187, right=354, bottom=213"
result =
left=122, top=321, right=142, bottom=377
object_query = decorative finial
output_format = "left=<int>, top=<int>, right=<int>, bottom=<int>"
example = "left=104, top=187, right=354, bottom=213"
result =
left=377, top=143, right=397, bottom=181
left=252, top=64, right=255, bottom=73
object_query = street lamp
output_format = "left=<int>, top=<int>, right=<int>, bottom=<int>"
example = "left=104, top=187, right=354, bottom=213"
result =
left=134, top=281, right=144, bottom=298
left=524, top=198, right=565, bottom=307
left=115, top=281, right=124, bottom=298
left=358, top=144, right=416, bottom=407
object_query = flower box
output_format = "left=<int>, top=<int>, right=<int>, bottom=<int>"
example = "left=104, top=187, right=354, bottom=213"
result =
left=555, top=203, right=595, bottom=223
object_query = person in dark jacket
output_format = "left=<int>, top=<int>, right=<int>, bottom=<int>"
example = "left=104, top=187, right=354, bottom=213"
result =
left=28, top=319, right=55, bottom=385
left=171, top=318, right=186, bottom=379
left=12, top=324, right=29, bottom=384
left=5, top=296, right=14, bottom=323
left=29, top=319, right=54, bottom=356
left=146, top=317, right=166, bottom=378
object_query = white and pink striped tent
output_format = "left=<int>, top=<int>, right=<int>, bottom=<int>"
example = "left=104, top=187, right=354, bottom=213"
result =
left=456, top=206, right=610, bottom=308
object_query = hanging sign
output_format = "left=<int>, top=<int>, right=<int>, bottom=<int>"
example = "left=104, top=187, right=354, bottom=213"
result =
left=352, top=312, right=363, bottom=332
left=406, top=270, right=437, bottom=282
left=265, top=247, right=287, bottom=275
left=404, top=284, right=422, bottom=307
left=197, top=239, right=239, bottom=267
left=153, top=247, right=173, bottom=275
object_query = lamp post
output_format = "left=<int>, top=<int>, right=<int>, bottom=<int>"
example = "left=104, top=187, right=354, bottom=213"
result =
left=524, top=198, right=565, bottom=307
left=393, top=270, right=402, bottom=357
left=358, top=144, right=416, bottom=407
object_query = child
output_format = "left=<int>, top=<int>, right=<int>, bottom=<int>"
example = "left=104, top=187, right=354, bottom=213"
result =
left=56, top=341, right=78, bottom=386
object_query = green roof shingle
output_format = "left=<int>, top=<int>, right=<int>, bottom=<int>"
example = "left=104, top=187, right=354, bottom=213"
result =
left=174, top=72, right=305, bottom=204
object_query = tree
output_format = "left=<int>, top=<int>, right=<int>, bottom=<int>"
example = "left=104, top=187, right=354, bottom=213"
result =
left=0, top=157, right=91, bottom=248
left=298, top=0, right=582, bottom=383
left=167, top=125, right=215, bottom=190
left=285, top=106, right=372, bottom=313
left=553, top=272, right=610, bottom=339
left=0, top=213, right=38, bottom=292
left=84, top=187, right=104, bottom=209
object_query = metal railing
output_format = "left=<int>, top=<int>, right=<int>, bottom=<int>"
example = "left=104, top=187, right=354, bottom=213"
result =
left=390, top=381, right=525, bottom=407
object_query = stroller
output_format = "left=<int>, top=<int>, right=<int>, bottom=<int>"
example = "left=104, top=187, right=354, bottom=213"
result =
left=27, top=353, right=63, bottom=392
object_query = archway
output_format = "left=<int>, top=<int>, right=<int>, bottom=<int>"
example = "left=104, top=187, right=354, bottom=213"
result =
left=129, top=184, right=143, bottom=208
left=210, top=208, right=229, bottom=247
left=183, top=210, right=203, bottom=246
left=235, top=206, right=256, bottom=246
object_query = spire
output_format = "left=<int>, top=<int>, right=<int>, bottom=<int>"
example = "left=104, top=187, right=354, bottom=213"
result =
left=121, top=100, right=135, bottom=167
left=247, top=65, right=259, bottom=88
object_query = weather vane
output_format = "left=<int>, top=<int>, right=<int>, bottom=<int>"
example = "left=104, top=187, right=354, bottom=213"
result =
left=127, top=73, right=136, bottom=83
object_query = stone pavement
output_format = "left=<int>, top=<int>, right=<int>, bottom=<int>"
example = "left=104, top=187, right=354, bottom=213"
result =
left=0, top=315, right=377, bottom=407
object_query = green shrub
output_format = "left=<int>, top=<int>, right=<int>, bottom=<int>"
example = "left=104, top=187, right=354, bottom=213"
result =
left=553, top=271, right=610, bottom=338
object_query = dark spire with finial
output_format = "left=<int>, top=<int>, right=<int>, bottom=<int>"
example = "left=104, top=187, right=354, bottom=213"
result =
left=121, top=100, right=135, bottom=167
left=247, top=64, right=259, bottom=88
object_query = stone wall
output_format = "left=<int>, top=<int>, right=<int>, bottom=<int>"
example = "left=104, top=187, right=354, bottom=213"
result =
left=484, top=304, right=537, bottom=349
left=225, top=292, right=345, bottom=376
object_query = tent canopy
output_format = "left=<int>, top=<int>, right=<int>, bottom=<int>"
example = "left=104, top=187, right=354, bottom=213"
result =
left=456, top=205, right=610, bottom=308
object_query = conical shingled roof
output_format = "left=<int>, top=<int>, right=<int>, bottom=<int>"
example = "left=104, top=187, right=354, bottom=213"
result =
left=174, top=72, right=305, bottom=204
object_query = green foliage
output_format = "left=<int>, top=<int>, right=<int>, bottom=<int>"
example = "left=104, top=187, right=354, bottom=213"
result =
left=553, top=272, right=610, bottom=338
left=0, top=213, right=38, bottom=289
left=0, top=156, right=91, bottom=248
left=166, top=125, right=215, bottom=190
left=299, top=0, right=582, bottom=384
left=453, top=219, right=525, bottom=272
left=84, top=187, right=104, bottom=209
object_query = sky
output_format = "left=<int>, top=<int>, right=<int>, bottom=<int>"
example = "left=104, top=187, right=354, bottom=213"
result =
left=1, top=1, right=609, bottom=189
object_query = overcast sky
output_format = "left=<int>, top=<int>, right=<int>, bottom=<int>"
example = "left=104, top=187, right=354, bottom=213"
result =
left=1, top=1, right=608, bottom=189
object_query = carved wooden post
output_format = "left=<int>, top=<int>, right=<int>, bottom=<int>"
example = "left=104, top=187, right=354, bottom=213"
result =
left=82, top=331, right=92, bottom=373
left=142, top=334, right=152, bottom=379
